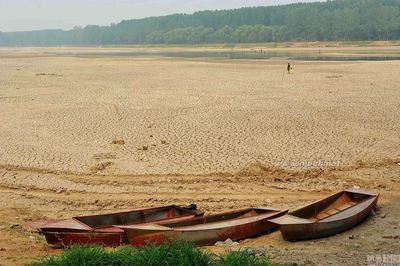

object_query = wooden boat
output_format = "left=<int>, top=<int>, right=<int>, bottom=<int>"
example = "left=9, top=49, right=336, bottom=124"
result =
left=117, top=207, right=287, bottom=246
left=269, top=189, right=379, bottom=241
left=29, top=204, right=203, bottom=247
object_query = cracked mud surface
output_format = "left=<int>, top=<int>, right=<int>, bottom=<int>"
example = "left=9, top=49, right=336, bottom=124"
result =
left=1, top=50, right=399, bottom=175
left=0, top=48, right=399, bottom=265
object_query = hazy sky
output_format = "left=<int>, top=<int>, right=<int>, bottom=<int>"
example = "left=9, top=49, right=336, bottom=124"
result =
left=0, top=0, right=320, bottom=32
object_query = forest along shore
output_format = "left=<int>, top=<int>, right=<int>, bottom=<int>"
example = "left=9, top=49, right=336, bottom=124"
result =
left=1, top=1, right=399, bottom=46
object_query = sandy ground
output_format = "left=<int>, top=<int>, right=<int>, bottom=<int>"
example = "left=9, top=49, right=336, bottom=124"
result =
left=0, top=47, right=399, bottom=265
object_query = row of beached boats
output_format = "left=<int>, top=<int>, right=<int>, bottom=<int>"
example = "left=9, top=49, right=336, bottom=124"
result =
left=30, top=189, right=379, bottom=248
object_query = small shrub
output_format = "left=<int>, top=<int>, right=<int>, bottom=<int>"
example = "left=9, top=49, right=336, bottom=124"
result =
left=31, top=246, right=112, bottom=266
left=136, top=241, right=212, bottom=266
left=216, top=249, right=270, bottom=266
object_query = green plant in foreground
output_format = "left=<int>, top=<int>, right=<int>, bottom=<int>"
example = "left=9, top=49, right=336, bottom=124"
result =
left=216, top=249, right=270, bottom=266
left=133, top=241, right=213, bottom=266
left=31, top=241, right=273, bottom=266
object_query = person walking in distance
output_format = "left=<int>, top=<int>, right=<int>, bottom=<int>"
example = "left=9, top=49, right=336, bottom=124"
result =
left=287, top=63, right=292, bottom=74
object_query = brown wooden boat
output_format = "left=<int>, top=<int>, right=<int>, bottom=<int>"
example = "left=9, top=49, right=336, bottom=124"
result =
left=117, top=207, right=287, bottom=246
left=269, top=189, right=379, bottom=241
left=29, top=204, right=203, bottom=247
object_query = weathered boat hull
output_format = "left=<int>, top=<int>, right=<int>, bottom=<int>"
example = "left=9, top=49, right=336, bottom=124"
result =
left=119, top=208, right=287, bottom=246
left=31, top=205, right=203, bottom=248
left=125, top=217, right=279, bottom=246
left=42, top=231, right=126, bottom=248
left=271, top=189, right=379, bottom=241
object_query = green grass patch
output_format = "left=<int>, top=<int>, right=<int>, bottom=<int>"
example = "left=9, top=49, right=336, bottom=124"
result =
left=31, top=241, right=277, bottom=266
left=217, top=249, right=271, bottom=266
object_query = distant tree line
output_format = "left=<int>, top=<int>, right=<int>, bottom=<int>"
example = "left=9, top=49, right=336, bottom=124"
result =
left=1, top=0, right=400, bottom=46
left=143, top=25, right=288, bottom=44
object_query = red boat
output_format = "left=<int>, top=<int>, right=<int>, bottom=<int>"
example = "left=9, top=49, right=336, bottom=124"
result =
left=30, top=204, right=203, bottom=247
left=269, top=189, right=379, bottom=241
left=117, top=207, right=287, bottom=246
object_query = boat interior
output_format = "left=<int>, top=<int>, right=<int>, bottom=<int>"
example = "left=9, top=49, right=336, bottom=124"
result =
left=74, top=205, right=197, bottom=229
left=162, top=208, right=280, bottom=228
left=290, top=191, right=375, bottom=222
